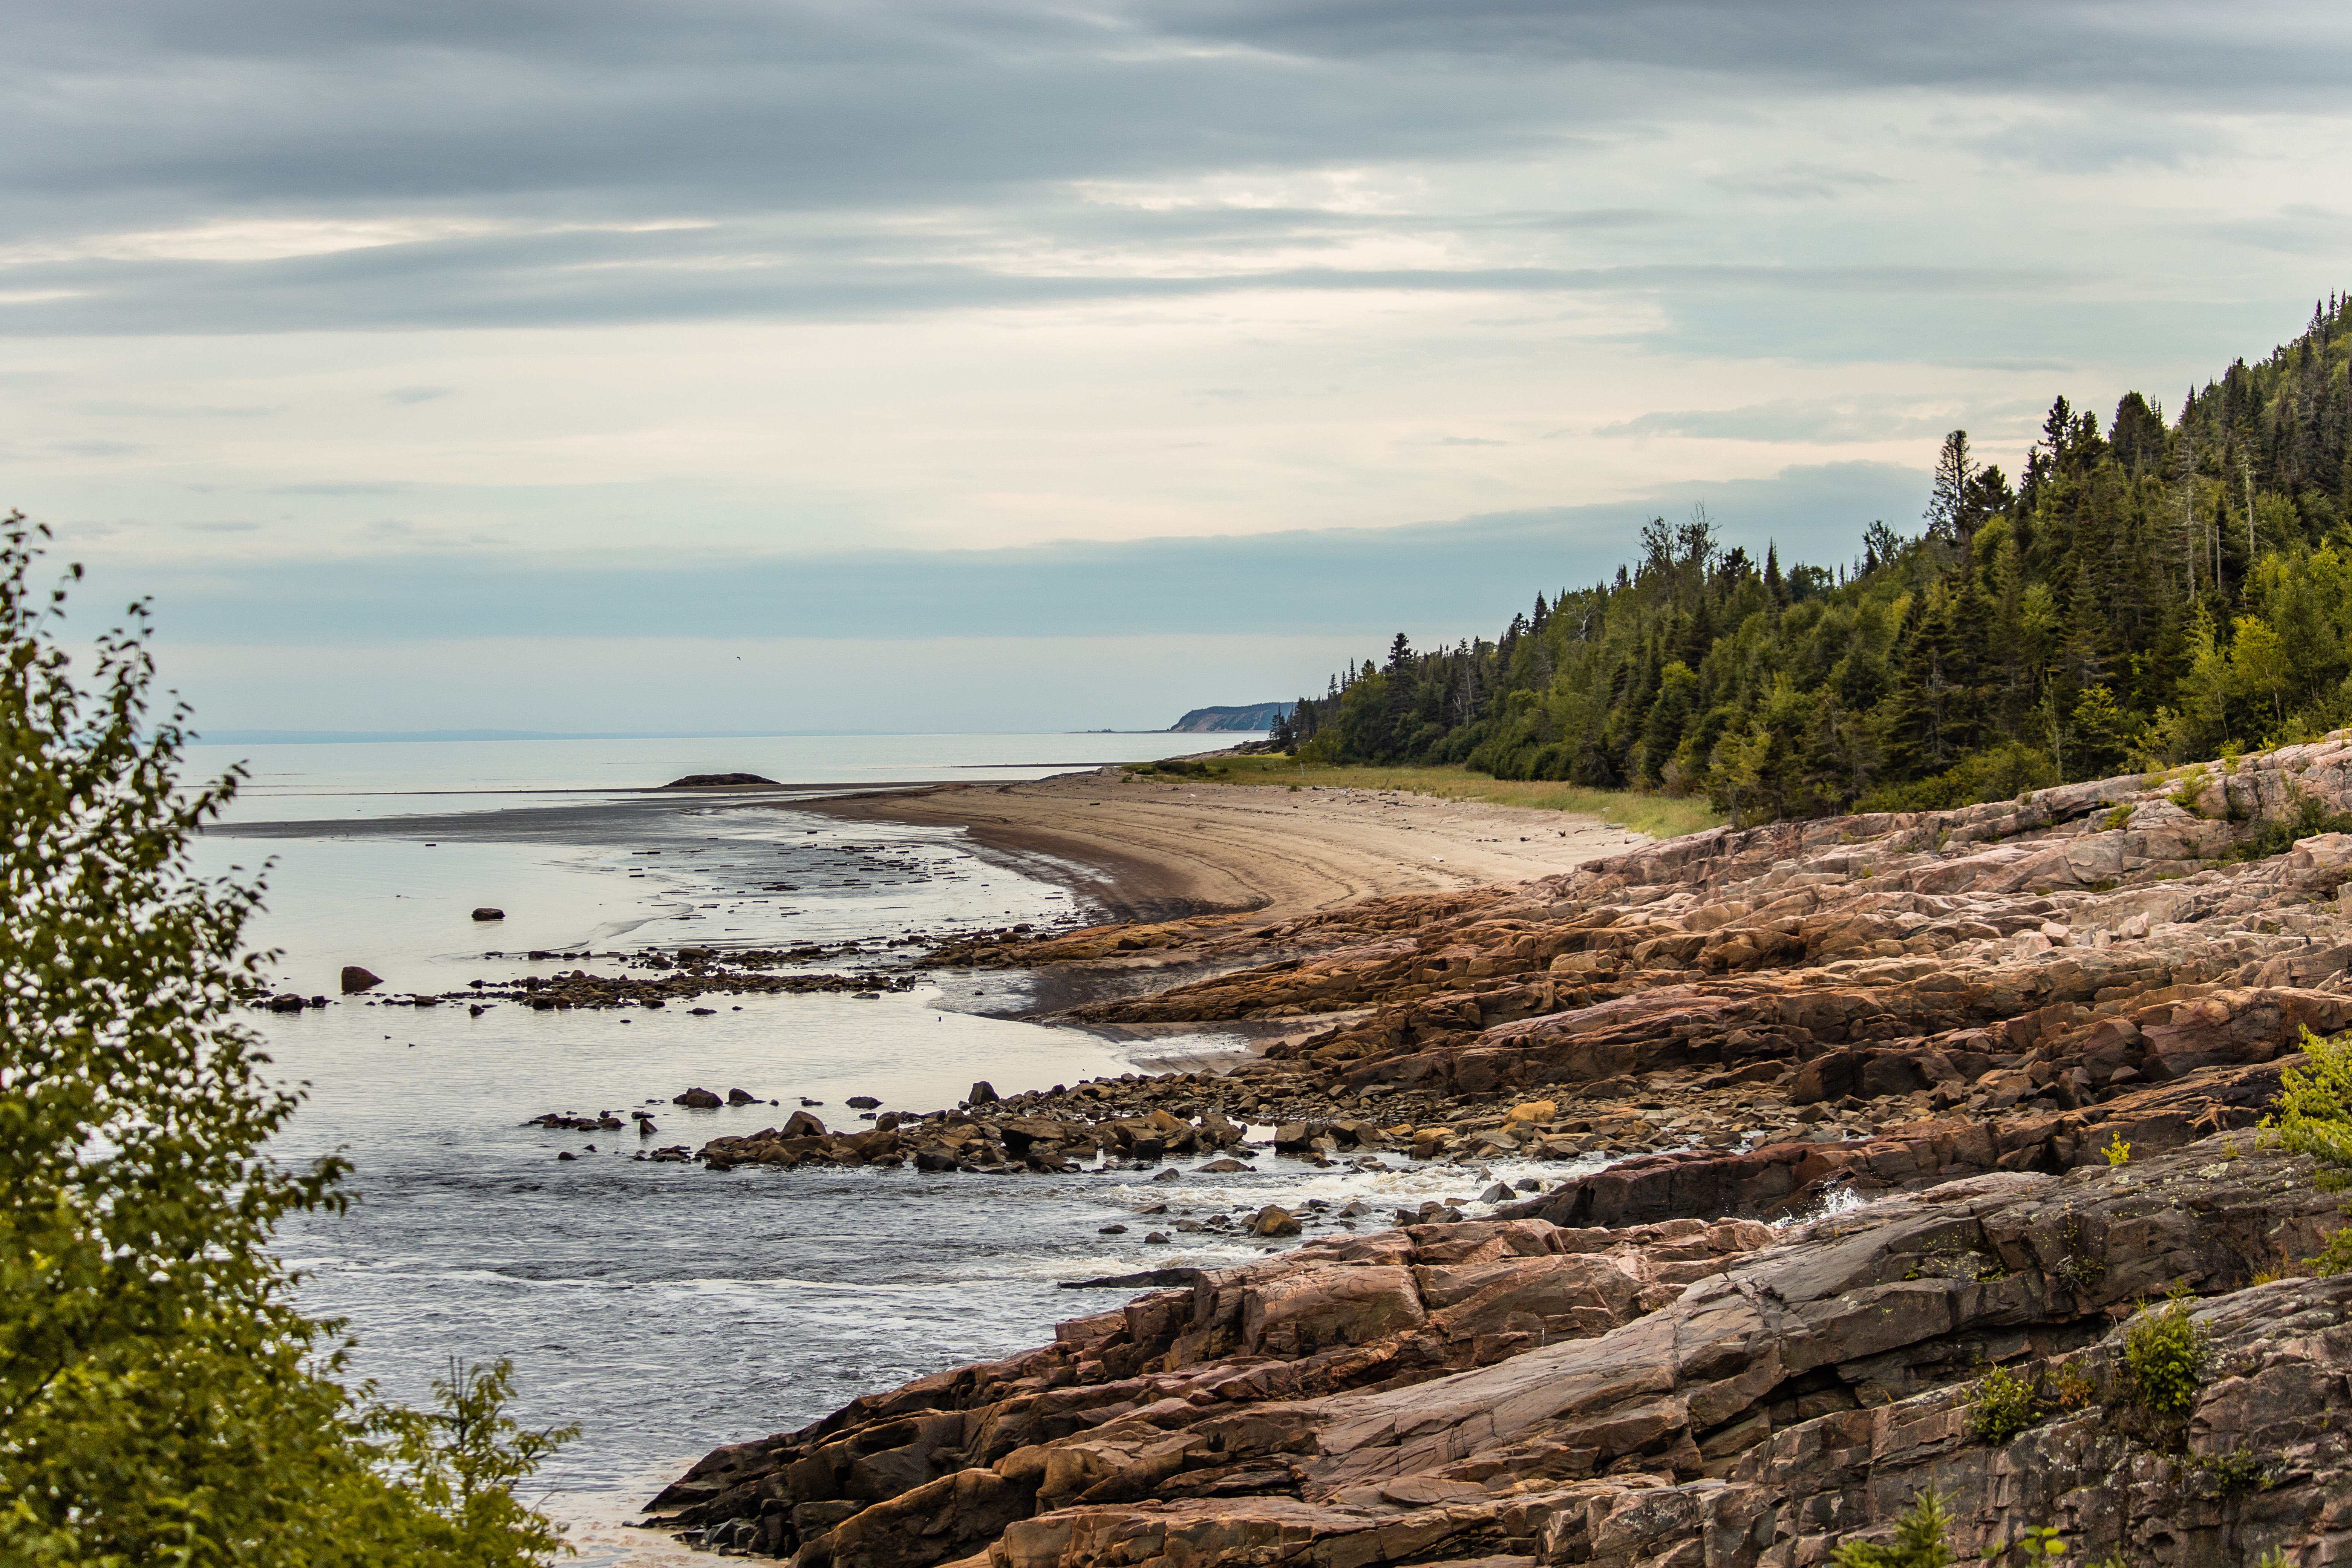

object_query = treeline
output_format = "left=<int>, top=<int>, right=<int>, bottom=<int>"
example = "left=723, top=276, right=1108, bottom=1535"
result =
left=1269, top=295, right=2352, bottom=822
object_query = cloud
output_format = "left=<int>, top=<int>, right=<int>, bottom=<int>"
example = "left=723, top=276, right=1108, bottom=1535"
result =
left=158, top=631, right=1358, bottom=736
left=1158, top=1, right=2352, bottom=98
left=4, top=0, right=2347, bottom=738
left=74, top=398, right=283, bottom=418
left=1706, top=162, right=1896, bottom=201
left=114, top=461, right=1925, bottom=648
left=1600, top=396, right=1968, bottom=444
left=0, top=2, right=2338, bottom=344
left=0, top=237, right=2081, bottom=335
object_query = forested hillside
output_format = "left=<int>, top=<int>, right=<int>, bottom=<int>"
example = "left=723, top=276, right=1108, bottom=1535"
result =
left=1269, top=296, right=2352, bottom=823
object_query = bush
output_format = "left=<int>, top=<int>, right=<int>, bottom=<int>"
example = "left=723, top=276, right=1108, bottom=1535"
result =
left=2194, top=1446, right=2276, bottom=1496
left=1127, top=758, right=1225, bottom=781
left=2267, top=1025, right=2352, bottom=1189
left=0, top=519, right=572, bottom=1565
left=1971, top=1364, right=2042, bottom=1442
left=2122, top=1294, right=2210, bottom=1416
left=1857, top=742, right=2058, bottom=814
left=1831, top=1489, right=1954, bottom=1568
left=2048, top=1364, right=2098, bottom=1412
left=2227, top=793, right=2352, bottom=862
left=1970, top=1360, right=2097, bottom=1442
left=2309, top=1226, right=2352, bottom=1277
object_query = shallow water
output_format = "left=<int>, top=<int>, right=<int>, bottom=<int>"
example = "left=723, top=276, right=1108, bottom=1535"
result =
left=196, top=733, right=1560, bottom=1556
left=190, top=731, right=1194, bottom=822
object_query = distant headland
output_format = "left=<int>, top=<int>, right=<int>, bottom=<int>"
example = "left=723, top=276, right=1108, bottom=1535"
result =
left=1167, top=701, right=1294, bottom=733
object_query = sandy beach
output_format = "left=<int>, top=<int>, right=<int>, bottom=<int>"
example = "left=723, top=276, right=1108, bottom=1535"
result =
left=786, top=766, right=1651, bottom=925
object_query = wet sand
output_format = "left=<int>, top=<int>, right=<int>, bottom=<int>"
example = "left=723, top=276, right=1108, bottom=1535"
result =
left=782, top=767, right=1651, bottom=925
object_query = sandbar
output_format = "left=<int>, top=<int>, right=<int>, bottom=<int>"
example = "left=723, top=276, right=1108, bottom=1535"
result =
left=783, top=766, right=1651, bottom=925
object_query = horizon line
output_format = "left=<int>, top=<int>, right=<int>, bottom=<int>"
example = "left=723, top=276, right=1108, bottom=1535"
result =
left=187, top=727, right=1234, bottom=745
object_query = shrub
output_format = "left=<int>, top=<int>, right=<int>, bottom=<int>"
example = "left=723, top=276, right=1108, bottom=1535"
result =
left=1971, top=1364, right=2042, bottom=1442
left=2122, top=1294, right=2210, bottom=1416
left=2104, top=1133, right=2132, bottom=1166
left=2048, top=1364, right=2098, bottom=1411
left=2309, top=1226, right=2352, bottom=1277
left=1126, top=757, right=1225, bottom=780
left=2194, top=1446, right=2277, bottom=1495
left=1971, top=1360, right=2098, bottom=1443
left=1995, top=1526, right=2069, bottom=1568
left=0, top=519, right=572, bottom=1565
left=1858, top=742, right=2057, bottom=814
left=2227, top=795, right=2352, bottom=863
left=1832, top=1488, right=1954, bottom=1568
left=2266, top=1025, right=2352, bottom=1188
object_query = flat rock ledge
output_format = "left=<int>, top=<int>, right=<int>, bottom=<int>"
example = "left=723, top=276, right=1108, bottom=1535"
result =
left=649, top=1140, right=2352, bottom=1567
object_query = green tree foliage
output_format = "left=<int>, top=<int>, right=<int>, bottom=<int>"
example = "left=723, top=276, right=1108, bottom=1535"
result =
left=2267, top=1024, right=2352, bottom=1190
left=1269, top=296, right=2352, bottom=822
left=2121, top=1293, right=2210, bottom=1417
left=0, top=519, right=574, bottom=1566
left=1831, top=1489, right=1955, bottom=1568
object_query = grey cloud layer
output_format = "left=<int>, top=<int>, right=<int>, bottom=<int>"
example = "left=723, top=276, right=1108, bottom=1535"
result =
left=117, top=462, right=1921, bottom=647
left=6, top=2, right=2344, bottom=337
left=0, top=245, right=2075, bottom=336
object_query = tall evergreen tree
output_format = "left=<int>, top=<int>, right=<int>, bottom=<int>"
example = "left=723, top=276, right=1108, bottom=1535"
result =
left=1270, top=297, right=2352, bottom=821
left=1925, top=430, right=1978, bottom=543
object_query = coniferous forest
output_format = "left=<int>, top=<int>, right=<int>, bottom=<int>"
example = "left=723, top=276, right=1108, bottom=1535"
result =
left=1268, top=296, right=2352, bottom=823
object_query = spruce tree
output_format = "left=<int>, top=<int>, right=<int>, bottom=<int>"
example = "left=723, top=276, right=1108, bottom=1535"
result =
left=1925, top=430, right=1977, bottom=543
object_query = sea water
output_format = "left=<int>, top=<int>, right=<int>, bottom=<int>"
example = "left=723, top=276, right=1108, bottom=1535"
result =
left=193, top=733, right=1571, bottom=1557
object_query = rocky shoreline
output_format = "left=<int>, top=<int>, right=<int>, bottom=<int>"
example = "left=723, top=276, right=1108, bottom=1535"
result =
left=642, top=732, right=2352, bottom=1566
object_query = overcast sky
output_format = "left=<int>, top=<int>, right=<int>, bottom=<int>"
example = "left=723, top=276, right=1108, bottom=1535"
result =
left=7, top=0, right=2347, bottom=732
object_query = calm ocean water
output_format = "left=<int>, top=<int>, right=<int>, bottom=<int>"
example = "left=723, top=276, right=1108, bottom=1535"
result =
left=193, top=733, right=1568, bottom=1558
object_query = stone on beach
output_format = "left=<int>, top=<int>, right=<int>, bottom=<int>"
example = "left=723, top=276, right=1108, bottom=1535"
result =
left=673, top=1087, right=723, bottom=1109
left=1249, top=1204, right=1302, bottom=1237
left=339, top=965, right=382, bottom=993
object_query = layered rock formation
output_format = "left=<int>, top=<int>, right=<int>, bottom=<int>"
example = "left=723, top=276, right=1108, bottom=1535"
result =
left=651, top=1141, right=2352, bottom=1566
left=653, top=738, right=2352, bottom=1562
